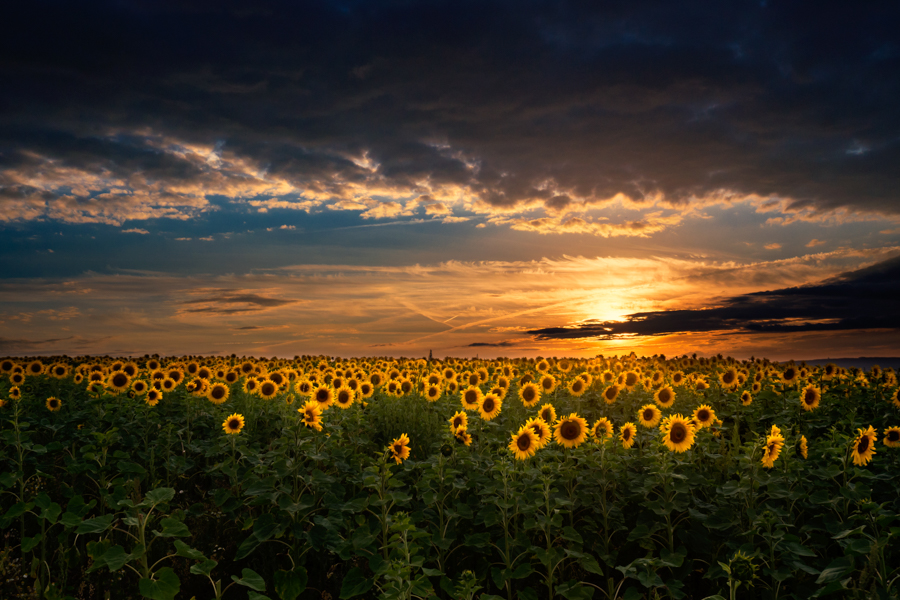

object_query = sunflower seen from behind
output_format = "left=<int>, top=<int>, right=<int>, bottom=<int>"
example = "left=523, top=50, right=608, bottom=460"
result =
left=851, top=426, right=877, bottom=466
left=661, top=414, right=695, bottom=453
left=508, top=425, right=539, bottom=460
left=222, top=413, right=245, bottom=435
left=555, top=413, right=588, bottom=449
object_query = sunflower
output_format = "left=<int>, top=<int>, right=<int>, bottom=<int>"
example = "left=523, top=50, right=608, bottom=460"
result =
left=536, top=359, right=550, bottom=373
left=591, top=417, right=614, bottom=442
left=525, top=417, right=552, bottom=448
left=389, top=434, right=411, bottom=464
left=799, top=385, right=821, bottom=411
left=222, top=413, right=245, bottom=435
left=567, top=378, right=587, bottom=397
left=425, top=384, right=442, bottom=402
left=538, top=403, right=557, bottom=425
left=555, top=414, right=588, bottom=448
left=851, top=426, right=877, bottom=466
left=692, top=405, right=716, bottom=428
left=661, top=414, right=695, bottom=453
left=334, top=386, right=355, bottom=409
left=10, top=372, right=25, bottom=386
left=761, top=431, right=785, bottom=468
left=0, top=359, right=15, bottom=373
left=509, top=426, right=539, bottom=460
left=719, top=367, right=739, bottom=389
left=131, top=380, right=149, bottom=395
left=26, top=360, right=45, bottom=376
left=638, top=404, right=662, bottom=428
left=359, top=382, right=374, bottom=398
left=454, top=429, right=472, bottom=446
left=50, top=363, right=70, bottom=378
left=539, top=374, right=557, bottom=394
left=799, top=435, right=809, bottom=459
left=654, top=386, right=675, bottom=408
left=623, top=370, right=640, bottom=390
left=478, top=393, right=502, bottom=421
left=225, top=370, right=240, bottom=384
left=781, top=365, right=799, bottom=386
left=312, top=385, right=334, bottom=409
left=461, top=386, right=483, bottom=411
left=883, top=427, right=900, bottom=448
left=146, top=389, right=162, bottom=406
left=9, top=386, right=21, bottom=400
left=207, top=382, right=230, bottom=405
left=671, top=371, right=685, bottom=386
left=694, top=378, right=710, bottom=391
left=160, top=378, right=177, bottom=393
left=619, top=423, right=637, bottom=449
left=518, top=382, right=541, bottom=408
left=740, top=391, right=753, bottom=406
left=46, top=397, right=62, bottom=412
left=294, top=379, right=314, bottom=396
left=602, top=385, right=620, bottom=405
left=299, top=400, right=323, bottom=431
left=449, top=411, right=468, bottom=433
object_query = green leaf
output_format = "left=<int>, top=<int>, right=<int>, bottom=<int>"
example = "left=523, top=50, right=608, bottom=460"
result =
left=189, top=559, right=218, bottom=577
left=76, top=513, right=115, bottom=534
left=22, top=534, right=42, bottom=553
left=273, top=567, right=307, bottom=600
left=784, top=541, right=816, bottom=557
left=138, top=567, right=180, bottom=600
left=557, top=580, right=595, bottom=600
left=339, top=567, right=374, bottom=599
left=561, top=526, right=583, bottom=544
left=173, top=540, right=205, bottom=560
left=421, top=567, right=443, bottom=577
left=234, top=535, right=262, bottom=560
left=231, top=568, right=266, bottom=592
left=40, top=502, right=62, bottom=525
left=4, top=502, right=33, bottom=520
left=154, top=517, right=190, bottom=538
left=816, top=557, right=854, bottom=584
left=59, top=512, right=82, bottom=528
left=832, top=526, right=865, bottom=540
left=144, top=488, right=176, bottom=506
left=248, top=593, right=273, bottom=600
left=0, top=472, right=15, bottom=488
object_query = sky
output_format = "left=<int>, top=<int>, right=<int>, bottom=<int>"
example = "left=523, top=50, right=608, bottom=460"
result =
left=1, top=0, right=899, bottom=361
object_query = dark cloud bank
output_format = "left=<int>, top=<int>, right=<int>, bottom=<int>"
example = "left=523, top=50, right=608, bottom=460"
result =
left=1, top=0, right=899, bottom=217
left=528, top=255, right=900, bottom=340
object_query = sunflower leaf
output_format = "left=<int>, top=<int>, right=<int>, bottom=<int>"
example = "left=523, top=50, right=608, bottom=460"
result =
left=338, top=567, right=373, bottom=599
left=273, top=567, right=307, bottom=600
left=231, top=568, right=266, bottom=592
left=138, top=567, right=180, bottom=600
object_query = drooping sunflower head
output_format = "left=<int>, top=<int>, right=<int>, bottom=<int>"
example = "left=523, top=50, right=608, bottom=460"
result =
left=741, top=390, right=753, bottom=406
left=222, top=413, right=245, bottom=435
left=654, top=386, right=675, bottom=408
left=518, top=382, right=541, bottom=408
left=538, top=403, right=556, bottom=425
left=602, top=385, right=620, bottom=405
left=761, top=432, right=785, bottom=468
left=799, top=435, right=809, bottom=459
left=800, top=385, right=821, bottom=411
left=207, top=382, right=230, bottom=405
left=509, top=426, right=539, bottom=460
left=638, top=404, right=661, bottom=428
left=454, top=428, right=471, bottom=446
left=478, top=393, right=502, bottom=421
left=619, top=423, right=637, bottom=449
left=461, top=386, right=483, bottom=410
left=661, top=414, right=695, bottom=453
left=46, top=396, right=62, bottom=412
left=555, top=413, right=588, bottom=448
left=299, top=400, right=323, bottom=430
left=692, top=405, right=716, bottom=428
left=851, top=426, right=877, bottom=466
left=883, top=427, right=900, bottom=448
left=389, top=433, right=411, bottom=464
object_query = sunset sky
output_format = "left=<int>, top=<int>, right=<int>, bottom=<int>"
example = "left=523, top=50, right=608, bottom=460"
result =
left=1, top=1, right=899, bottom=360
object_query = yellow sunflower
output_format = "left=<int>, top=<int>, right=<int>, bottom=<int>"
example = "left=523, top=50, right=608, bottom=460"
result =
left=461, top=386, right=483, bottom=411
left=883, top=426, right=900, bottom=448
left=525, top=417, right=552, bottom=449
left=619, top=422, right=637, bottom=449
left=851, top=426, right=877, bottom=467
left=602, top=385, right=620, bottom=405
left=661, top=414, right=695, bottom=453
left=207, top=382, right=230, bottom=405
left=518, top=382, right=541, bottom=408
left=312, top=385, right=334, bottom=409
left=9, top=386, right=22, bottom=400
left=389, top=433, right=411, bottom=464
left=740, top=390, right=753, bottom=406
left=449, top=411, right=468, bottom=433
left=567, top=378, right=587, bottom=397
left=555, top=413, right=588, bottom=448
left=890, top=389, right=900, bottom=409
left=654, top=386, right=675, bottom=408
left=146, top=389, right=162, bottom=406
left=46, top=397, right=62, bottom=412
left=638, top=404, right=661, bottom=428
left=799, top=385, right=821, bottom=411
left=799, top=435, right=808, bottom=459
left=539, top=374, right=557, bottom=394
left=623, top=370, right=640, bottom=390
left=538, top=403, right=557, bottom=425
left=508, top=426, right=539, bottom=460
left=131, top=380, right=149, bottom=395
left=299, top=400, right=323, bottom=431
left=781, top=365, right=799, bottom=386
left=334, top=386, right=355, bottom=409
left=719, top=367, right=739, bottom=389
left=671, top=371, right=685, bottom=386
left=359, top=382, right=374, bottom=398
left=26, top=360, right=45, bottom=376
left=478, top=393, right=502, bottom=421
left=591, top=417, right=614, bottom=442
left=761, top=431, right=785, bottom=468
left=455, top=428, right=472, bottom=446
left=692, top=405, right=716, bottom=429
left=222, top=413, right=245, bottom=435
left=425, top=384, right=442, bottom=402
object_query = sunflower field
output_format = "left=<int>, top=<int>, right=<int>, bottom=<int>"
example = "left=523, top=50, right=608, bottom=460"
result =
left=1, top=354, right=899, bottom=600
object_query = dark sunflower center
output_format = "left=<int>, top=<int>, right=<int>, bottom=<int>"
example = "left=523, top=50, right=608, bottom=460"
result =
left=393, top=443, right=403, bottom=454
left=541, top=410, right=552, bottom=421
left=262, top=383, right=275, bottom=395
left=659, top=390, right=671, bottom=403
left=626, top=373, right=638, bottom=385
left=465, top=390, right=478, bottom=404
left=670, top=423, right=686, bottom=443
left=561, top=421, right=581, bottom=440
left=229, top=419, right=240, bottom=429
left=605, top=388, right=617, bottom=400
left=888, top=430, right=899, bottom=442
left=804, top=391, right=816, bottom=404
left=857, top=436, right=870, bottom=453
left=316, top=389, right=329, bottom=401
left=483, top=398, right=495, bottom=412
left=643, top=409, right=654, bottom=421
left=531, top=424, right=542, bottom=436
left=209, top=386, right=224, bottom=399
left=723, top=372, right=735, bottom=383
left=785, top=369, right=796, bottom=380
left=572, top=381, right=583, bottom=392
left=517, top=435, right=532, bottom=451
left=698, top=409, right=710, bottom=422
left=523, top=387, right=536, bottom=401
left=112, top=374, right=128, bottom=387
left=453, top=417, right=463, bottom=428
left=339, top=391, right=350, bottom=403
left=623, top=428, right=632, bottom=440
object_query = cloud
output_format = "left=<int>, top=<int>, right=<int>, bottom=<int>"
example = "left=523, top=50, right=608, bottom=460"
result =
left=806, top=239, right=826, bottom=247
left=177, top=291, right=300, bottom=316
left=764, top=243, right=782, bottom=250
left=122, top=228, right=150, bottom=234
left=528, top=255, right=900, bottom=340
left=467, top=341, right=516, bottom=347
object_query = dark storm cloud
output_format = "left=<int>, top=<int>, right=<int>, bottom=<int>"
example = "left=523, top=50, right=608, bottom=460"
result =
left=467, top=341, right=516, bottom=348
left=528, top=255, right=900, bottom=340
left=1, top=0, right=899, bottom=219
